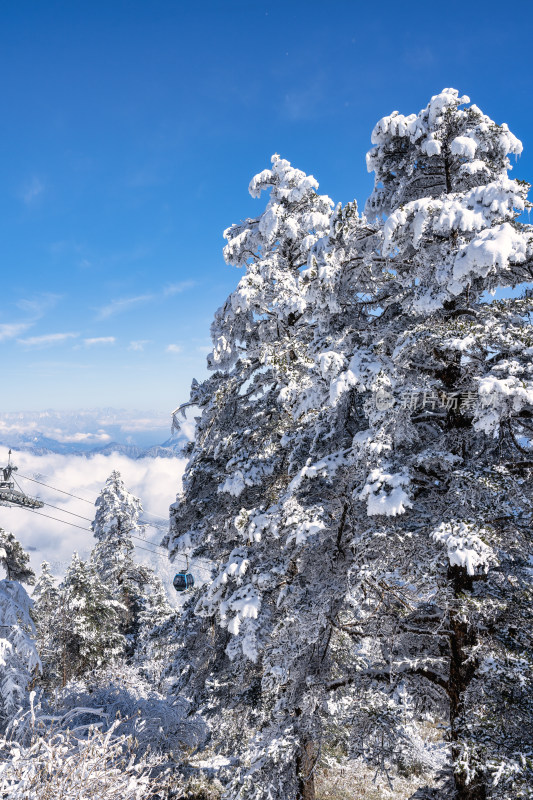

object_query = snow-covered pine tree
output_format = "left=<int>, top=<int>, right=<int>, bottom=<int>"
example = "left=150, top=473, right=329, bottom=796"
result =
left=166, top=155, right=338, bottom=799
left=349, top=88, right=533, bottom=799
left=91, top=471, right=153, bottom=657
left=58, top=552, right=125, bottom=684
left=134, top=574, right=174, bottom=687
left=0, top=529, right=35, bottom=583
left=291, top=88, right=533, bottom=799
left=31, top=561, right=60, bottom=689
left=0, top=529, right=39, bottom=730
left=166, top=92, right=532, bottom=800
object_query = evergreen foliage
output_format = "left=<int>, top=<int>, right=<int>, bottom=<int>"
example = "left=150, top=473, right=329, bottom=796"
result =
left=57, top=552, right=126, bottom=684
left=0, top=530, right=39, bottom=731
left=0, top=529, right=35, bottom=584
left=31, top=561, right=60, bottom=688
left=91, top=471, right=157, bottom=656
left=166, top=90, right=533, bottom=800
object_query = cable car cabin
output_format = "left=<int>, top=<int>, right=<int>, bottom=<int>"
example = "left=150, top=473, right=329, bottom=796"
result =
left=173, top=570, right=195, bottom=592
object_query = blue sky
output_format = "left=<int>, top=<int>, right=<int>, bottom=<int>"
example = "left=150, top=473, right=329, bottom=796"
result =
left=2, top=0, right=532, bottom=413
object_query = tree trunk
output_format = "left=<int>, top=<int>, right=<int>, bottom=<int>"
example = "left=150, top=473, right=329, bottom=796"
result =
left=296, top=736, right=316, bottom=800
left=448, top=566, right=486, bottom=800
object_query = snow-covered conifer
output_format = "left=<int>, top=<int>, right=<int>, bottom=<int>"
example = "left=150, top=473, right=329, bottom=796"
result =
left=91, top=472, right=153, bottom=655
left=0, top=529, right=35, bottom=584
left=58, top=553, right=125, bottom=684
left=311, top=89, right=533, bottom=799
left=31, top=561, right=60, bottom=688
left=0, top=530, right=39, bottom=730
left=166, top=90, right=533, bottom=800
left=166, top=155, right=341, bottom=798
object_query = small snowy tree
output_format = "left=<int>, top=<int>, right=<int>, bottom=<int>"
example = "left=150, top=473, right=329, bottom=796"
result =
left=91, top=472, right=153, bottom=657
left=31, top=561, right=60, bottom=689
left=0, top=529, right=39, bottom=731
left=58, top=553, right=125, bottom=684
left=134, top=575, right=175, bottom=687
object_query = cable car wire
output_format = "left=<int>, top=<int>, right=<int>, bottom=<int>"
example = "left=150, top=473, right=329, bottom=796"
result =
left=22, top=506, right=97, bottom=534
left=8, top=467, right=214, bottom=577
left=20, top=507, right=166, bottom=559
left=27, top=496, right=167, bottom=538
left=18, top=502, right=214, bottom=576
left=12, top=475, right=164, bottom=543
left=16, top=473, right=169, bottom=521
left=16, top=474, right=95, bottom=504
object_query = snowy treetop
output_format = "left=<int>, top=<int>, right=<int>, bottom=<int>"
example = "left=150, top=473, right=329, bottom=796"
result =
left=366, top=88, right=524, bottom=220
left=92, top=471, right=143, bottom=540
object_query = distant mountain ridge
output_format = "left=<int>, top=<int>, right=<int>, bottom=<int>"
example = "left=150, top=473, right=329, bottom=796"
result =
left=0, top=408, right=191, bottom=459
left=0, top=433, right=185, bottom=459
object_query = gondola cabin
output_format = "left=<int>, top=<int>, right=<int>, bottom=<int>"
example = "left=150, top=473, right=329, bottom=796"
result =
left=173, top=570, right=194, bottom=592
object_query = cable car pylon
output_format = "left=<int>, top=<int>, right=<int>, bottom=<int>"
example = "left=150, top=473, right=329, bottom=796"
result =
left=0, top=450, right=44, bottom=510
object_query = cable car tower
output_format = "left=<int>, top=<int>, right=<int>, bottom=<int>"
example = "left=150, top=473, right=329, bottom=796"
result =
left=0, top=451, right=44, bottom=510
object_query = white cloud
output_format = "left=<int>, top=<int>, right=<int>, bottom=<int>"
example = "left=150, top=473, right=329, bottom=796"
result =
left=98, top=282, right=195, bottom=321
left=1, top=296, right=63, bottom=346
left=0, top=419, right=39, bottom=436
left=21, top=177, right=44, bottom=204
left=164, top=281, right=196, bottom=296
left=166, top=344, right=182, bottom=354
left=16, top=293, right=61, bottom=317
left=48, top=430, right=111, bottom=443
left=97, top=295, right=154, bottom=320
left=129, top=340, right=150, bottom=351
left=18, top=332, right=79, bottom=348
left=84, top=337, right=116, bottom=346
left=0, top=322, right=32, bottom=342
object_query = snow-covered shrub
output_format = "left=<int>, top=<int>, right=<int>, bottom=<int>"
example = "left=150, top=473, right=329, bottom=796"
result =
left=0, top=717, right=173, bottom=800
left=47, top=662, right=207, bottom=756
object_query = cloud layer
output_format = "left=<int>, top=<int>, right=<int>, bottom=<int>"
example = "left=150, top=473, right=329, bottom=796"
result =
left=0, top=451, right=187, bottom=587
left=0, top=408, right=177, bottom=448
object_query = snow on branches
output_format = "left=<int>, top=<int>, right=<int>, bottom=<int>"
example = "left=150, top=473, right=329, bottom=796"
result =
left=165, top=88, right=533, bottom=800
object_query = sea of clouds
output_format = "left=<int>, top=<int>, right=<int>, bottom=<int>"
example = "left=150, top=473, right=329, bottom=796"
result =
left=0, top=450, right=188, bottom=589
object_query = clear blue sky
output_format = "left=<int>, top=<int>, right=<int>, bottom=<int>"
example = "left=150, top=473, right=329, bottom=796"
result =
left=2, top=0, right=532, bottom=413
